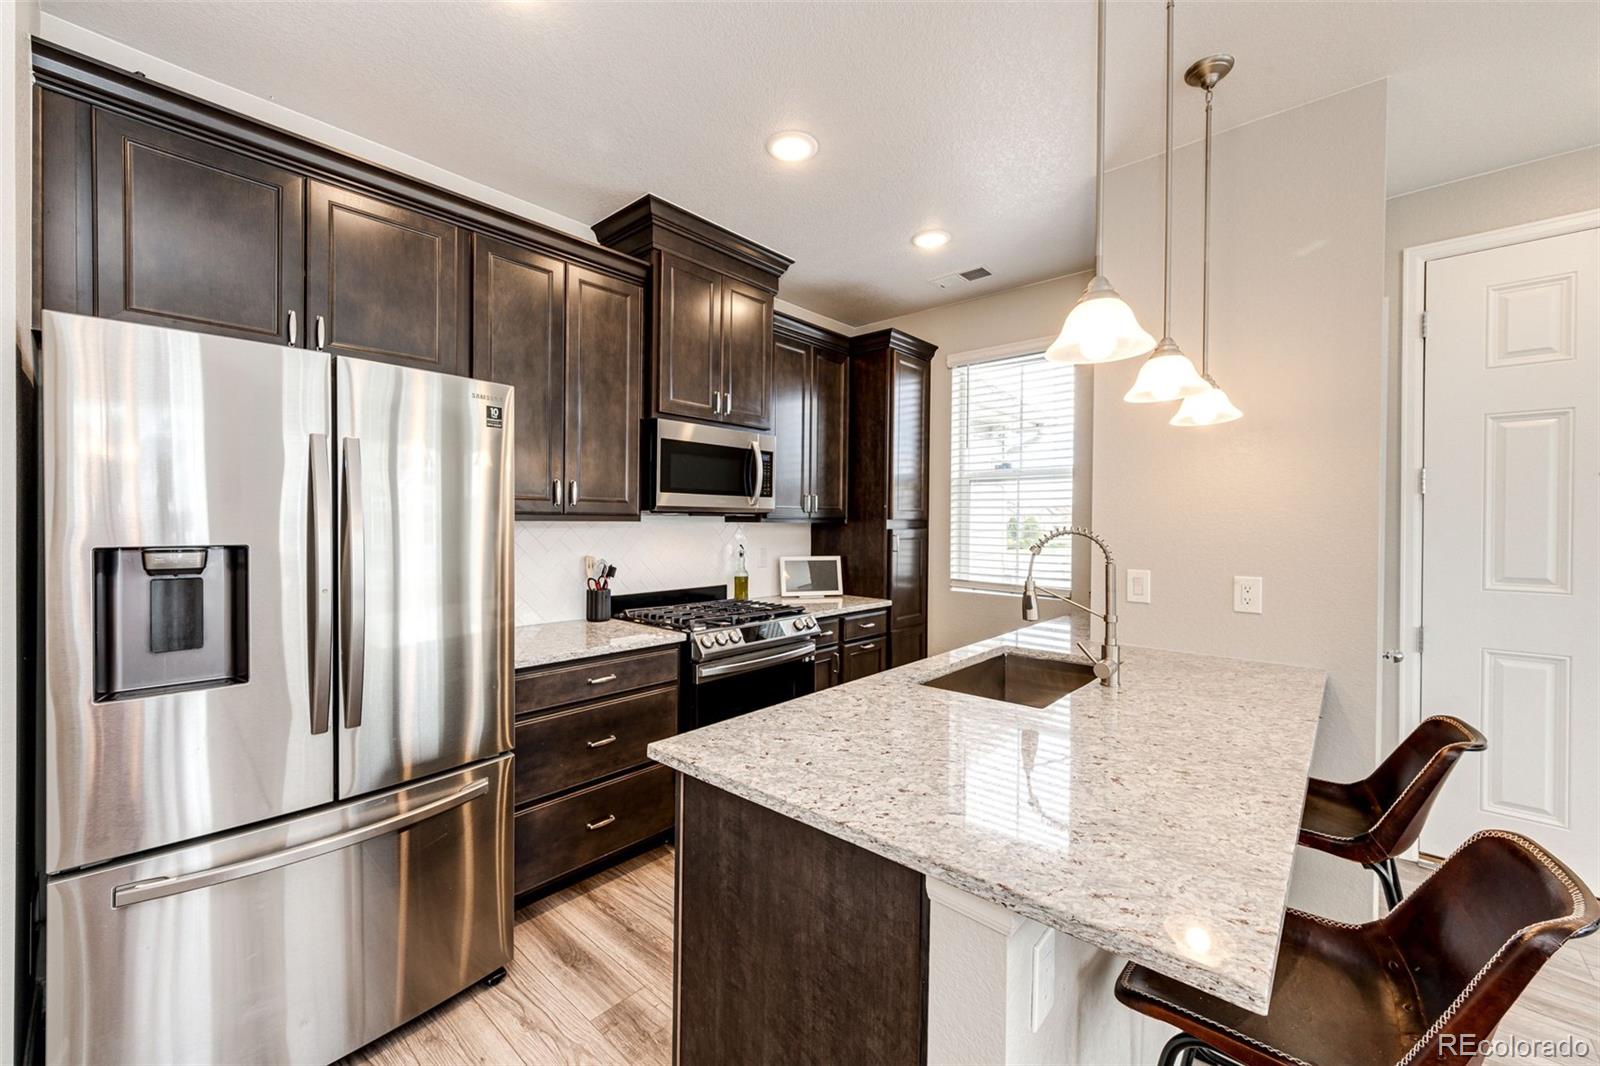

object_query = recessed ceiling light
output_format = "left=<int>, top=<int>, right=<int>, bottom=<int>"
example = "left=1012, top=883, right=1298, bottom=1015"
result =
left=912, top=229, right=951, bottom=251
left=766, top=131, right=818, bottom=162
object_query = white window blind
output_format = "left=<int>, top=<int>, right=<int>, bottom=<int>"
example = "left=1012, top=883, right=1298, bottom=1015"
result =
left=950, top=352, right=1076, bottom=593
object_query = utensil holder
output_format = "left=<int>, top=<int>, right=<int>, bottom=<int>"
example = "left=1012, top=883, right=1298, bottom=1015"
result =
left=586, top=588, right=612, bottom=622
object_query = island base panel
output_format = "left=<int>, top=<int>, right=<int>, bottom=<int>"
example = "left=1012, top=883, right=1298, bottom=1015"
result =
left=673, top=777, right=929, bottom=1065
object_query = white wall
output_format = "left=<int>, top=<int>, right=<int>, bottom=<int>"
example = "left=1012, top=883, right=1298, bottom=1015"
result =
left=513, top=517, right=813, bottom=625
left=873, top=83, right=1391, bottom=919
left=4, top=0, right=40, bottom=1054
left=1379, top=146, right=1600, bottom=750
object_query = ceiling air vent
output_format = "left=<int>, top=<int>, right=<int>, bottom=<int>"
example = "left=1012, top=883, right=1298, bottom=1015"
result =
left=929, top=266, right=994, bottom=290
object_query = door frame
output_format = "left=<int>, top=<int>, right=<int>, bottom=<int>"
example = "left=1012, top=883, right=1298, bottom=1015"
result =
left=1395, top=208, right=1600, bottom=858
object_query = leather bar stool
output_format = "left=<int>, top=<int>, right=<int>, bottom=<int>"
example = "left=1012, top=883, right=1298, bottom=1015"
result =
left=1116, top=830, right=1599, bottom=1066
left=1299, top=715, right=1486, bottom=908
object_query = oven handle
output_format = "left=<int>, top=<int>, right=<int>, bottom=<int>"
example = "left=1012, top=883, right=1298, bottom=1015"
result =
left=695, top=640, right=817, bottom=683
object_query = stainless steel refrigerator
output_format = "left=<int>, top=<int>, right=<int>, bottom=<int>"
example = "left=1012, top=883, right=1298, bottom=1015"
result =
left=38, top=311, right=515, bottom=1065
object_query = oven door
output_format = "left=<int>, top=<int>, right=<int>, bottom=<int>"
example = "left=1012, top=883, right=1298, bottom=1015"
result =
left=686, top=641, right=816, bottom=729
left=651, top=419, right=775, bottom=514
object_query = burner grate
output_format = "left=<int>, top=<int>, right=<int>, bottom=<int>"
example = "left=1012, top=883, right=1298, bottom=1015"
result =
left=621, top=598, right=805, bottom=632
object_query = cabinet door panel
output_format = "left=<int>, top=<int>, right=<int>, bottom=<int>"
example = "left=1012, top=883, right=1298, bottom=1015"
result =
left=891, top=627, right=926, bottom=668
left=813, top=648, right=842, bottom=692
left=889, top=528, right=928, bottom=630
left=770, top=336, right=811, bottom=519
left=843, top=641, right=886, bottom=683
left=94, top=110, right=303, bottom=344
left=565, top=266, right=644, bottom=517
left=657, top=252, right=722, bottom=421
left=307, top=181, right=464, bottom=373
left=721, top=279, right=773, bottom=428
left=888, top=353, right=930, bottom=521
left=472, top=235, right=565, bottom=516
left=811, top=349, right=849, bottom=520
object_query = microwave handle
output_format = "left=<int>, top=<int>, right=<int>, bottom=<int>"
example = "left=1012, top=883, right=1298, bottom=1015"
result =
left=747, top=440, right=762, bottom=506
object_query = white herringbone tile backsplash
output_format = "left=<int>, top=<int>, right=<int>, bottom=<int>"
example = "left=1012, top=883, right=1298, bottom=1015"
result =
left=514, top=515, right=814, bottom=624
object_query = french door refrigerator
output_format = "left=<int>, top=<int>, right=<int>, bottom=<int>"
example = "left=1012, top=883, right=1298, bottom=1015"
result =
left=38, top=311, right=515, bottom=1065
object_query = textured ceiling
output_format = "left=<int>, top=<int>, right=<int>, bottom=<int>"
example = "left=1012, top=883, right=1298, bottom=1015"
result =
left=41, top=1, right=1600, bottom=325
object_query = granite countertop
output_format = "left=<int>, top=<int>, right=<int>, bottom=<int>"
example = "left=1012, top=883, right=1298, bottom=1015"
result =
left=649, top=614, right=1327, bottom=1014
left=772, top=594, right=893, bottom=619
left=514, top=619, right=684, bottom=670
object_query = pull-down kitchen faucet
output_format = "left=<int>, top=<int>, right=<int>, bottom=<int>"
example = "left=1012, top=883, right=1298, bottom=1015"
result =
left=1021, top=526, right=1121, bottom=687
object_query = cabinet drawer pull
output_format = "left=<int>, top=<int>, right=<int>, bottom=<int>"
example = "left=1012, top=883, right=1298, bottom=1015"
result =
left=553, top=479, right=563, bottom=507
left=586, top=814, right=617, bottom=831
left=587, top=673, right=618, bottom=685
left=859, top=643, right=876, bottom=650
left=586, top=734, right=618, bottom=748
left=857, top=622, right=877, bottom=630
left=287, top=309, right=298, bottom=346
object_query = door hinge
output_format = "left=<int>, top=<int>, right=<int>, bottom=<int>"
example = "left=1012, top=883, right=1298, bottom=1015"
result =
left=1417, top=467, right=1428, bottom=495
left=1419, top=311, right=1429, bottom=338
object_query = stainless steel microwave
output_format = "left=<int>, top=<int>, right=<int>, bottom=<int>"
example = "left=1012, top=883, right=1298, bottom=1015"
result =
left=646, top=418, right=775, bottom=514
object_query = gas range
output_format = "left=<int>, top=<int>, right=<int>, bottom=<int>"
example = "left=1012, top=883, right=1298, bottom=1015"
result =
left=619, top=596, right=820, bottom=662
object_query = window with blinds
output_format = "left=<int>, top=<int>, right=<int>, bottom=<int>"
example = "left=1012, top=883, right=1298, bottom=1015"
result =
left=950, top=352, right=1078, bottom=593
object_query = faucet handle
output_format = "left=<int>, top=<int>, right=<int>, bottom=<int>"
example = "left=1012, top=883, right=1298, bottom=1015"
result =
left=1075, top=640, right=1116, bottom=683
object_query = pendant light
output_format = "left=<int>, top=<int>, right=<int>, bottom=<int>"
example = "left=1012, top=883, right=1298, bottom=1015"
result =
left=1044, top=0, right=1155, bottom=366
left=1124, top=0, right=1208, bottom=404
left=1172, top=54, right=1243, bottom=427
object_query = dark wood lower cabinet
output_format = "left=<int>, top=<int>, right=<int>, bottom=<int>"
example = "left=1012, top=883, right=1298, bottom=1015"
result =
left=812, top=647, right=842, bottom=691
left=843, top=639, right=887, bottom=683
left=675, top=776, right=928, bottom=1065
left=513, top=684, right=676, bottom=802
left=514, top=764, right=674, bottom=895
left=892, top=627, right=927, bottom=668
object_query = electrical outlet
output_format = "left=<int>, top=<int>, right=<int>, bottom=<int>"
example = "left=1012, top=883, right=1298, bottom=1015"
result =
left=1030, top=928, right=1057, bottom=1032
left=1127, top=569, right=1151, bottom=604
left=1234, top=576, right=1263, bottom=614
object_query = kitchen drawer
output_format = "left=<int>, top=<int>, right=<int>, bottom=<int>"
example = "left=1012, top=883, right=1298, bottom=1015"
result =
left=843, top=639, right=887, bottom=683
left=516, top=646, right=680, bottom=714
left=841, top=611, right=888, bottom=643
left=514, top=684, right=677, bottom=804
left=514, top=764, right=674, bottom=894
left=815, top=616, right=841, bottom=648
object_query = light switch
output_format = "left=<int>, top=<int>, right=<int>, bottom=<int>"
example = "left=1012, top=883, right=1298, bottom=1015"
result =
left=1127, top=569, right=1151, bottom=604
left=1030, top=927, right=1056, bottom=1032
left=1233, top=576, right=1263, bottom=614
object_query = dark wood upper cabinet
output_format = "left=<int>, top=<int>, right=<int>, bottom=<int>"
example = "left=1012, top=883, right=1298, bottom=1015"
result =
left=564, top=266, right=644, bottom=517
left=472, top=235, right=566, bottom=516
left=770, top=333, right=811, bottom=520
left=889, top=527, right=928, bottom=631
left=91, top=108, right=304, bottom=344
left=593, top=196, right=790, bottom=432
left=307, top=181, right=465, bottom=374
left=771, top=313, right=850, bottom=522
left=657, top=252, right=723, bottom=422
left=889, top=351, right=931, bottom=522
left=721, top=279, right=774, bottom=428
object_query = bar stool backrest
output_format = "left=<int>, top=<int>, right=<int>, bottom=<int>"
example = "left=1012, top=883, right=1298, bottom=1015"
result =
left=1383, top=831, right=1598, bottom=1065
left=1364, top=716, right=1487, bottom=857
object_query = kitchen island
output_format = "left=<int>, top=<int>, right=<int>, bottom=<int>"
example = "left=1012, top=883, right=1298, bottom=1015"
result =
left=647, top=615, right=1328, bottom=1064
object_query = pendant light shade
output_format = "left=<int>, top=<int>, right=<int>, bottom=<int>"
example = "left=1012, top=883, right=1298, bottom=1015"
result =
left=1046, top=0, right=1154, bottom=367
left=1170, top=376, right=1243, bottom=425
left=1171, top=52, right=1244, bottom=427
left=1123, top=0, right=1203, bottom=403
left=1045, top=278, right=1156, bottom=365
left=1125, top=338, right=1210, bottom=402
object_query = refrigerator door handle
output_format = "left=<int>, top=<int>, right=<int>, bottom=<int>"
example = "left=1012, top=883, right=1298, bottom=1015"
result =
left=341, top=438, right=367, bottom=728
left=109, top=778, right=490, bottom=908
left=308, top=433, right=333, bottom=734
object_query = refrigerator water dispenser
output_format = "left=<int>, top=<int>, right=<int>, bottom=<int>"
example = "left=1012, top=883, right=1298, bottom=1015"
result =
left=93, top=546, right=249, bottom=701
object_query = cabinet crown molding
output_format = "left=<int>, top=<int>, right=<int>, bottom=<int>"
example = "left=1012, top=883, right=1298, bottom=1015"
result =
left=773, top=310, right=849, bottom=354
left=593, top=194, right=793, bottom=292
left=849, top=328, right=938, bottom=362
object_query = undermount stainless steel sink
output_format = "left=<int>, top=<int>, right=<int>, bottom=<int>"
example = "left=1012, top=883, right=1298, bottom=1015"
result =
left=921, top=653, right=1098, bottom=707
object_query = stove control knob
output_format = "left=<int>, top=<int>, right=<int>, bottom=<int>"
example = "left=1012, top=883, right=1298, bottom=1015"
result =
left=800, top=616, right=815, bottom=629
left=729, top=631, right=743, bottom=643
left=698, top=634, right=715, bottom=649
left=714, top=632, right=730, bottom=646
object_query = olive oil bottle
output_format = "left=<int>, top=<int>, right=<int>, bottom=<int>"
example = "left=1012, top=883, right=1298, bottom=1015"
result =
left=733, top=544, right=750, bottom=600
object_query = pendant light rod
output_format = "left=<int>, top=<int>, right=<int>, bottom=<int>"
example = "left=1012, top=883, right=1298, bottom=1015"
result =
left=1093, top=0, right=1107, bottom=272
left=1200, top=83, right=1211, bottom=377
left=1160, top=0, right=1175, bottom=341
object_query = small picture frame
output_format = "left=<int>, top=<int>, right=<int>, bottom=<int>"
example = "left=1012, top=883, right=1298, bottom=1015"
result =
left=778, top=555, right=843, bottom=598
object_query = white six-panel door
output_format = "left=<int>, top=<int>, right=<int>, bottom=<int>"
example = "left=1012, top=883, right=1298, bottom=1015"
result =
left=1419, top=227, right=1598, bottom=882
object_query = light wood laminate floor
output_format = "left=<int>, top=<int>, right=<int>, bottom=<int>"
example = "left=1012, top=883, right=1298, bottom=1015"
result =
left=348, top=849, right=1599, bottom=1065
